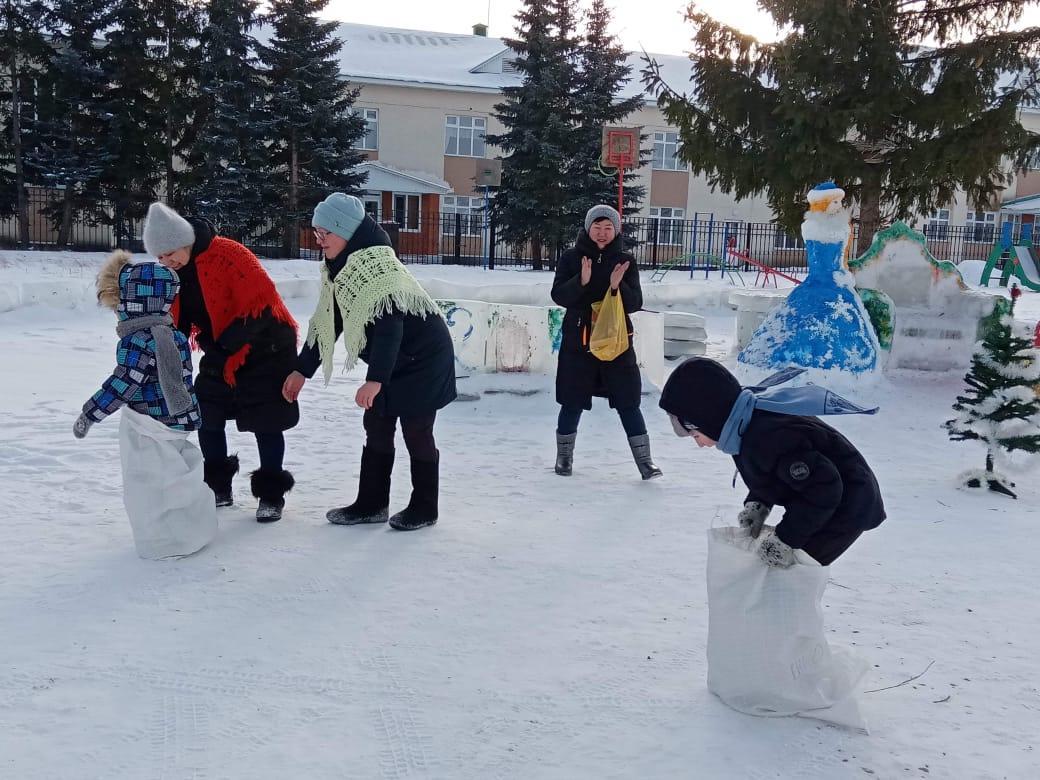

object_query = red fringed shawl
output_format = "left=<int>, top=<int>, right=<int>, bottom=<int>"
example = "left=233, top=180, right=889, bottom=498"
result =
left=170, top=237, right=297, bottom=387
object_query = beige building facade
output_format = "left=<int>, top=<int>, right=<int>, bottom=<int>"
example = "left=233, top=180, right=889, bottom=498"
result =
left=336, top=20, right=1040, bottom=251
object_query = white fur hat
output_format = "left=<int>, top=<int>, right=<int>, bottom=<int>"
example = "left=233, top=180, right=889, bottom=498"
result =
left=143, top=202, right=196, bottom=257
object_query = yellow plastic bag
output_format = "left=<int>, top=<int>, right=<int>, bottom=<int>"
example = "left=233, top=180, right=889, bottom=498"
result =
left=589, top=288, right=629, bottom=361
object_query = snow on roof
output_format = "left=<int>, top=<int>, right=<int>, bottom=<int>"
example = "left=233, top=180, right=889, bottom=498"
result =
left=315, top=22, right=1034, bottom=114
left=358, top=161, right=452, bottom=194
left=323, top=21, right=693, bottom=99
left=1001, top=192, right=1040, bottom=212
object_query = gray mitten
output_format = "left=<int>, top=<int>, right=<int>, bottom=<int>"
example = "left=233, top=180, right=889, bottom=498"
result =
left=737, top=501, right=771, bottom=538
left=758, top=534, right=796, bottom=568
left=73, top=414, right=93, bottom=439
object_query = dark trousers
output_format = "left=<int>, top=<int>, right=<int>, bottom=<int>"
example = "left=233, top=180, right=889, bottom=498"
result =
left=199, top=410, right=285, bottom=471
left=364, top=408, right=438, bottom=462
left=802, top=527, right=864, bottom=566
left=557, top=404, right=647, bottom=437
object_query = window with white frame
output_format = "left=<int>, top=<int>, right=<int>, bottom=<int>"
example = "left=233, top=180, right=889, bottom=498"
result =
left=652, top=131, right=683, bottom=171
left=445, top=116, right=486, bottom=157
left=1002, top=213, right=1023, bottom=242
left=925, top=208, right=950, bottom=240
left=966, top=210, right=997, bottom=243
left=441, top=195, right=484, bottom=236
left=1028, top=149, right=1040, bottom=171
left=352, top=108, right=378, bottom=151
left=362, top=194, right=381, bottom=220
left=393, top=193, right=421, bottom=232
left=650, top=206, right=686, bottom=245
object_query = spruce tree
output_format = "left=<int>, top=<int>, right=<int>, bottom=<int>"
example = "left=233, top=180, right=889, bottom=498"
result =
left=643, top=1, right=1040, bottom=245
left=570, top=0, right=644, bottom=222
left=99, top=0, right=167, bottom=247
left=487, top=0, right=580, bottom=270
left=258, top=0, right=366, bottom=257
left=155, top=0, right=204, bottom=205
left=180, top=0, right=272, bottom=241
left=0, top=0, right=51, bottom=241
left=945, top=287, right=1040, bottom=498
left=32, top=0, right=113, bottom=247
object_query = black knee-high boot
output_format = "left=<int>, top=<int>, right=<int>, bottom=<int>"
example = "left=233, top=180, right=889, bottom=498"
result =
left=326, top=447, right=395, bottom=525
left=389, top=452, right=439, bottom=531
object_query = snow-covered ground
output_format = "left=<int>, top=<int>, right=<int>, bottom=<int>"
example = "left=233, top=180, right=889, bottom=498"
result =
left=2, top=251, right=1039, bottom=779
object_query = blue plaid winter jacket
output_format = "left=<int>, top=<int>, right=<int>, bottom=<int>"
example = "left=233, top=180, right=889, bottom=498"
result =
left=82, top=263, right=201, bottom=431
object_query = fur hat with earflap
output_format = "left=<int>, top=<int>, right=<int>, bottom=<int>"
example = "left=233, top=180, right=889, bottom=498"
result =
left=96, top=250, right=133, bottom=311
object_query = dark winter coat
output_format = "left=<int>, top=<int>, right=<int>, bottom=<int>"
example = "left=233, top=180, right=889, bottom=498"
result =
left=551, top=230, right=643, bottom=410
left=660, top=356, right=885, bottom=564
left=174, top=218, right=300, bottom=433
left=296, top=216, right=457, bottom=418
left=731, top=412, right=886, bottom=564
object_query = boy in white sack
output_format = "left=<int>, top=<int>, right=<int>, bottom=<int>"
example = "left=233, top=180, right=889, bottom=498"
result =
left=73, top=252, right=217, bottom=559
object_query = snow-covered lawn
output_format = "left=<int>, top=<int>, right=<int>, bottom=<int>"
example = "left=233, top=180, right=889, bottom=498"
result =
left=1, top=252, right=1038, bottom=778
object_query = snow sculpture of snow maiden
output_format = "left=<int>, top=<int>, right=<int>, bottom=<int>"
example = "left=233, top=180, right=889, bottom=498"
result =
left=738, top=182, right=880, bottom=377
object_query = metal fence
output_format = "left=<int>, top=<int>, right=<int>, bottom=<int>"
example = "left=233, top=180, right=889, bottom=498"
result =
left=1, top=187, right=1027, bottom=271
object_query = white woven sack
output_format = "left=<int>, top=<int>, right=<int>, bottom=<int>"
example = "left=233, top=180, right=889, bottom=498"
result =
left=706, top=526, right=868, bottom=730
left=120, top=409, right=217, bottom=560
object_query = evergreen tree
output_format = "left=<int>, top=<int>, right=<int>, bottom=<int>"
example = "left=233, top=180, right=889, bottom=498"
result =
left=945, top=287, right=1040, bottom=498
left=643, top=1, right=1040, bottom=245
left=99, top=0, right=167, bottom=247
left=31, top=0, right=113, bottom=247
left=1, top=0, right=51, bottom=241
left=487, top=0, right=580, bottom=270
left=180, top=0, right=272, bottom=240
left=258, top=0, right=366, bottom=257
left=154, top=0, right=204, bottom=205
left=570, top=0, right=644, bottom=222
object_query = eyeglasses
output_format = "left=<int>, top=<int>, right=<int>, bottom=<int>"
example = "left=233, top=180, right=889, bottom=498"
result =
left=668, top=414, right=697, bottom=438
left=312, top=228, right=331, bottom=242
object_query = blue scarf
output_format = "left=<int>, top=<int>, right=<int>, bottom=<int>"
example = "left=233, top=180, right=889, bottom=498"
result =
left=717, top=367, right=878, bottom=455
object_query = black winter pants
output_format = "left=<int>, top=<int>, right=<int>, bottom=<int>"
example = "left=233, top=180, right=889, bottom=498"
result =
left=802, top=527, right=864, bottom=566
left=363, top=409, right=438, bottom=462
left=199, top=410, right=285, bottom=471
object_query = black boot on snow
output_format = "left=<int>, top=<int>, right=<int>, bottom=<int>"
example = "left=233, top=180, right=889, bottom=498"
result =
left=555, top=432, right=576, bottom=476
left=250, top=467, right=295, bottom=523
left=204, top=455, right=239, bottom=507
left=327, top=447, right=395, bottom=525
left=628, top=434, right=663, bottom=480
left=389, top=454, right=439, bottom=531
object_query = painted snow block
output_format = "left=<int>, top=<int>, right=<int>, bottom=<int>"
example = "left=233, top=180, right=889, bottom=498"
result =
left=850, top=221, right=1009, bottom=371
left=739, top=183, right=881, bottom=374
left=857, top=288, right=894, bottom=351
left=632, top=310, right=666, bottom=388
left=436, top=299, right=664, bottom=387
left=730, top=290, right=789, bottom=349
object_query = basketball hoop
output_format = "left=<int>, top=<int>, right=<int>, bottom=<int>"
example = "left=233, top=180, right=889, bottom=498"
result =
left=601, top=126, right=640, bottom=214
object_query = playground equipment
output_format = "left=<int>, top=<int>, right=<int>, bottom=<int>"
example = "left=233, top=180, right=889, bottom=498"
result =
left=727, top=249, right=803, bottom=288
left=651, top=217, right=748, bottom=284
left=980, top=222, right=1040, bottom=292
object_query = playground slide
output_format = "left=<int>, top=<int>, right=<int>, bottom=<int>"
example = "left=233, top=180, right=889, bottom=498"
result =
left=1012, top=246, right=1040, bottom=291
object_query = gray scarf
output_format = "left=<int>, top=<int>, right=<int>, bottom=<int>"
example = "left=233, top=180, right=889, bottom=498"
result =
left=116, top=314, right=194, bottom=415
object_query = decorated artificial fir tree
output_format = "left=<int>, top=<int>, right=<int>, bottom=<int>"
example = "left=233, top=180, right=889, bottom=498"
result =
left=946, top=286, right=1040, bottom=498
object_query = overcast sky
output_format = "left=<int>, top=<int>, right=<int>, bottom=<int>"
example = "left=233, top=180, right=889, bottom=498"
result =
left=324, top=0, right=1040, bottom=57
